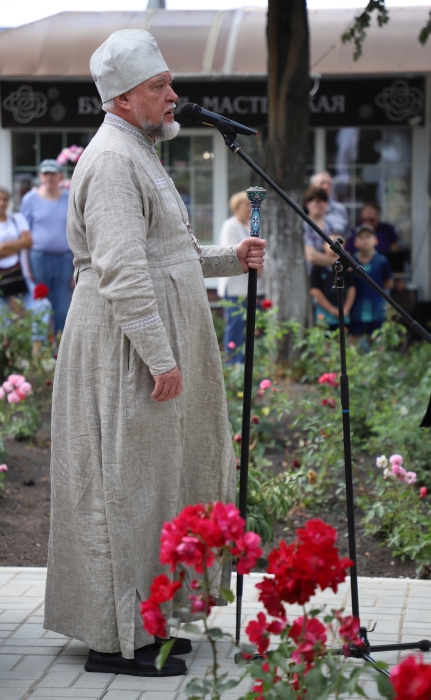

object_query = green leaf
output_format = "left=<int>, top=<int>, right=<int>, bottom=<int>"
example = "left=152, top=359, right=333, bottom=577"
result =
left=155, top=638, right=175, bottom=671
left=184, top=677, right=212, bottom=696
left=219, top=588, right=235, bottom=604
left=167, top=617, right=181, bottom=628
left=215, top=678, right=242, bottom=693
left=206, top=626, right=224, bottom=639
left=376, top=673, right=395, bottom=698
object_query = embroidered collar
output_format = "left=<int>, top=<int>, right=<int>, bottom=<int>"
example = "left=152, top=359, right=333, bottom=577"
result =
left=103, top=113, right=156, bottom=153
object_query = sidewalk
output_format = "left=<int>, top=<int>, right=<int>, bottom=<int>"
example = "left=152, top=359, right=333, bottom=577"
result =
left=0, top=567, right=430, bottom=699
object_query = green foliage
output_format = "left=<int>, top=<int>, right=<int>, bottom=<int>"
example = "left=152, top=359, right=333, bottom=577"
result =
left=341, top=1, right=431, bottom=59
left=419, top=11, right=431, bottom=45
left=222, top=307, right=305, bottom=543
left=0, top=304, right=55, bottom=454
left=358, top=468, right=431, bottom=576
left=218, top=303, right=431, bottom=570
left=342, top=0, right=389, bottom=61
left=287, top=317, right=431, bottom=573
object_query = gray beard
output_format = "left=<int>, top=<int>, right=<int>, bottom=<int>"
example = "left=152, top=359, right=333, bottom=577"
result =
left=142, top=119, right=181, bottom=142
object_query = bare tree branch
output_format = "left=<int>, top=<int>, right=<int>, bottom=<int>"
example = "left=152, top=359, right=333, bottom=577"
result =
left=341, top=0, right=389, bottom=61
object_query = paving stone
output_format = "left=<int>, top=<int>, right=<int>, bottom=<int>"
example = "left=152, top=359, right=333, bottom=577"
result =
left=0, top=679, right=35, bottom=688
left=30, top=689, right=103, bottom=697
left=0, top=690, right=29, bottom=700
left=36, top=670, right=83, bottom=687
left=72, top=672, right=114, bottom=689
left=11, top=623, right=46, bottom=639
left=108, top=674, right=184, bottom=691
left=103, top=692, right=142, bottom=700
left=54, top=656, right=87, bottom=665
left=14, top=653, right=58, bottom=675
left=0, top=585, right=32, bottom=597
left=0, top=610, right=34, bottom=623
left=5, top=638, right=66, bottom=648
left=0, top=653, right=22, bottom=671
left=0, top=644, right=64, bottom=654
left=141, top=694, right=185, bottom=699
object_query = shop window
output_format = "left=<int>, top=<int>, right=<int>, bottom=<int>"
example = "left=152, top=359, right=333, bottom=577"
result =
left=158, top=134, right=214, bottom=245
left=228, top=129, right=316, bottom=199
left=12, top=130, right=96, bottom=209
left=325, top=127, right=412, bottom=246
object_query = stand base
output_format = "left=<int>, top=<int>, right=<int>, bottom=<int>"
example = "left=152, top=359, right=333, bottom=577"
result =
left=334, top=626, right=431, bottom=677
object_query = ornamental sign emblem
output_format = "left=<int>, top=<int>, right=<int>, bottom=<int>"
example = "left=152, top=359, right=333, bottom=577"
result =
left=2, top=84, right=48, bottom=124
left=374, top=80, right=423, bottom=123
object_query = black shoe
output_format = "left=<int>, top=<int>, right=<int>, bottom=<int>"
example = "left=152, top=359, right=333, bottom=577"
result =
left=85, top=645, right=187, bottom=677
left=154, top=636, right=193, bottom=655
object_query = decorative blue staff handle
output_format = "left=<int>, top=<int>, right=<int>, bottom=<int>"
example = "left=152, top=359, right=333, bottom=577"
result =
left=236, top=186, right=267, bottom=646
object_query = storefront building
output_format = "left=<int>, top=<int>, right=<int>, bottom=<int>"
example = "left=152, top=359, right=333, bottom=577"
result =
left=0, top=6, right=430, bottom=296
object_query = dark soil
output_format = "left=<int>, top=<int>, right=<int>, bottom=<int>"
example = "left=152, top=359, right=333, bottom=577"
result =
left=0, top=415, right=51, bottom=567
left=0, top=389, right=422, bottom=577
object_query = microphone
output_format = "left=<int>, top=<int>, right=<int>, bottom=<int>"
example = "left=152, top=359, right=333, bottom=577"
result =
left=181, top=103, right=257, bottom=136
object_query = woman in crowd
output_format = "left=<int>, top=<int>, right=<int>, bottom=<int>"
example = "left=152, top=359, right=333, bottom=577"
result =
left=302, top=185, right=337, bottom=273
left=20, top=160, right=72, bottom=335
left=0, top=186, right=33, bottom=309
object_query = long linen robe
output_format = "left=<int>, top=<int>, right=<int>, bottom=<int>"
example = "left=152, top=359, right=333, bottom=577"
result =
left=44, top=114, right=245, bottom=658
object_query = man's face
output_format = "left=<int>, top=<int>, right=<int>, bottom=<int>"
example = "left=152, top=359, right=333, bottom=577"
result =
left=314, top=174, right=332, bottom=196
left=361, top=206, right=380, bottom=228
left=129, top=72, right=179, bottom=139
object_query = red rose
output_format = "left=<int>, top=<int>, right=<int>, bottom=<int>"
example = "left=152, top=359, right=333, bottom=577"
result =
left=337, top=614, right=360, bottom=643
left=233, top=531, right=263, bottom=575
left=140, top=599, right=167, bottom=637
left=149, top=574, right=181, bottom=605
left=289, top=616, right=327, bottom=663
left=246, top=611, right=270, bottom=654
left=261, top=299, right=273, bottom=309
left=33, top=283, right=50, bottom=300
left=391, top=653, right=431, bottom=700
left=318, top=372, right=339, bottom=387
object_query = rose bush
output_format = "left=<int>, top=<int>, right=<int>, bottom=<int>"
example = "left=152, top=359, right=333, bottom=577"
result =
left=140, top=507, right=431, bottom=699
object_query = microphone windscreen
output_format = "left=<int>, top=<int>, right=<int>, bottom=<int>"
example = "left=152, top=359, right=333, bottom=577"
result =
left=182, top=103, right=201, bottom=121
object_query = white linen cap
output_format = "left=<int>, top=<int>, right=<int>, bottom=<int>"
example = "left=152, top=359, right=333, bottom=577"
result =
left=90, top=29, right=169, bottom=104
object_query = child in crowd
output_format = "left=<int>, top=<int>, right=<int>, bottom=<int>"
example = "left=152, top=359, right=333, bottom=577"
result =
left=349, top=224, right=393, bottom=339
left=310, top=233, right=356, bottom=331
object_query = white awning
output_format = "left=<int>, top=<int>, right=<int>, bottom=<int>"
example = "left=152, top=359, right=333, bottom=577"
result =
left=0, top=6, right=430, bottom=79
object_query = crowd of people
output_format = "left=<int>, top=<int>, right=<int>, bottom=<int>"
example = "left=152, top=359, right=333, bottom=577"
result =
left=0, top=159, right=73, bottom=344
left=218, top=171, right=398, bottom=357
left=303, top=171, right=395, bottom=343
left=1, top=156, right=397, bottom=355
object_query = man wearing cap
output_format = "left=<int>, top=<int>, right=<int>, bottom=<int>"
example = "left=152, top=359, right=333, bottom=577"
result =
left=20, top=159, right=72, bottom=334
left=43, top=29, right=266, bottom=677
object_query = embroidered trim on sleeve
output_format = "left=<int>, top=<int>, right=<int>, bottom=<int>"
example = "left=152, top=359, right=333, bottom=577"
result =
left=120, top=312, right=161, bottom=333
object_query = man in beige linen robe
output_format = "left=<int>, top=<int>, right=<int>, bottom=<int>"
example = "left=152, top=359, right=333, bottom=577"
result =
left=43, top=29, right=266, bottom=677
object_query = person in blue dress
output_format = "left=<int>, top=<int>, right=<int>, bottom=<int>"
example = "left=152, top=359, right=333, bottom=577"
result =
left=350, top=224, right=393, bottom=339
left=20, top=160, right=72, bottom=334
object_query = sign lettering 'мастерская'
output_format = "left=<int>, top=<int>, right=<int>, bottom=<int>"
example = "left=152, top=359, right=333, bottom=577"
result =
left=0, top=78, right=425, bottom=129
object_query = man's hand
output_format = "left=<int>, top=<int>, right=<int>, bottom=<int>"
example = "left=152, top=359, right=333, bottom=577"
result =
left=151, top=366, right=182, bottom=402
left=236, top=238, right=266, bottom=273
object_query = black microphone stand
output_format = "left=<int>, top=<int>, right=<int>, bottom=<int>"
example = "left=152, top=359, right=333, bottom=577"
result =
left=213, top=122, right=431, bottom=675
